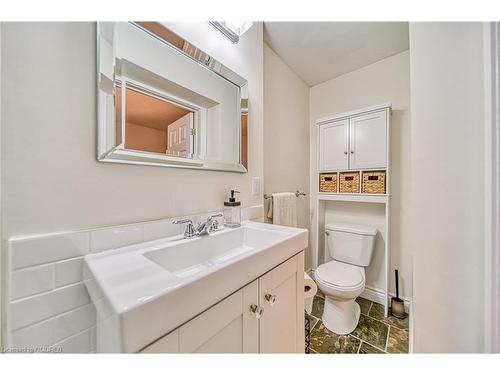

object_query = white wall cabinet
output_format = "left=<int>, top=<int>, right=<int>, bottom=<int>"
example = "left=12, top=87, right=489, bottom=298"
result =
left=319, top=119, right=349, bottom=170
left=349, top=111, right=387, bottom=169
left=318, top=108, right=388, bottom=171
left=314, top=103, right=391, bottom=318
left=140, top=252, right=304, bottom=353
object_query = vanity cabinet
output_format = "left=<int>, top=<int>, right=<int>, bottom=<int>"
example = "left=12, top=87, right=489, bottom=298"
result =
left=318, top=108, right=388, bottom=171
left=140, top=252, right=304, bottom=353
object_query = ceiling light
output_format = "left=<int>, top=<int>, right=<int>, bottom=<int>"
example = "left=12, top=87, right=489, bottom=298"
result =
left=209, top=21, right=253, bottom=44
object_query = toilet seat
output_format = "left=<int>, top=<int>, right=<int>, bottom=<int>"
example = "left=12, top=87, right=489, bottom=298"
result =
left=315, top=260, right=365, bottom=299
left=316, top=260, right=364, bottom=289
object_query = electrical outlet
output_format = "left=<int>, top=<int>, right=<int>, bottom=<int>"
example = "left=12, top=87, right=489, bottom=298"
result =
left=251, top=177, right=261, bottom=196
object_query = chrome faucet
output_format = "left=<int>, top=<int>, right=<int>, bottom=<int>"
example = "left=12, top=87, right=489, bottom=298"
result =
left=196, top=213, right=223, bottom=236
left=172, top=219, right=198, bottom=238
left=173, top=213, right=223, bottom=239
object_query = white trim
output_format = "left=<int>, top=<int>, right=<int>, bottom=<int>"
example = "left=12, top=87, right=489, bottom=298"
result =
left=408, top=299, right=414, bottom=353
left=0, top=22, right=3, bottom=348
left=315, top=102, right=392, bottom=125
left=317, top=193, right=388, bottom=204
left=360, top=285, right=411, bottom=313
left=484, top=22, right=500, bottom=353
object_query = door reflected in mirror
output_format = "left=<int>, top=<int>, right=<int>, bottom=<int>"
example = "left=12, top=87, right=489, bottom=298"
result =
left=116, top=85, right=196, bottom=158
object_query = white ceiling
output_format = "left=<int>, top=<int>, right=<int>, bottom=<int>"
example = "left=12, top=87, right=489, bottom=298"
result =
left=264, top=22, right=409, bottom=86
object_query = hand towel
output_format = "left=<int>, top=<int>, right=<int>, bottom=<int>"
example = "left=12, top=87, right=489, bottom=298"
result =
left=271, top=192, right=297, bottom=227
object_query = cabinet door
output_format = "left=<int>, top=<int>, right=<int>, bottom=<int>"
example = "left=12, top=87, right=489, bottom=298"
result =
left=349, top=110, right=387, bottom=169
left=140, top=281, right=259, bottom=353
left=319, top=119, right=349, bottom=171
left=179, top=280, right=259, bottom=353
left=259, top=252, right=305, bottom=353
left=140, top=329, right=179, bottom=353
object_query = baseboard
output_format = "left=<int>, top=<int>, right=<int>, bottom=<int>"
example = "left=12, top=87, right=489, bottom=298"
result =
left=305, top=269, right=411, bottom=314
left=360, top=285, right=411, bottom=313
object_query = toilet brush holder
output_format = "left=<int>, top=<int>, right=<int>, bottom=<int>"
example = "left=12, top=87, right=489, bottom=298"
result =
left=391, top=297, right=406, bottom=319
left=390, top=269, right=406, bottom=319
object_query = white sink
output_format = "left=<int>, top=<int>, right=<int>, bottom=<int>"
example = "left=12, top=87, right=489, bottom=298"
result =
left=144, top=225, right=288, bottom=277
left=83, top=221, right=308, bottom=353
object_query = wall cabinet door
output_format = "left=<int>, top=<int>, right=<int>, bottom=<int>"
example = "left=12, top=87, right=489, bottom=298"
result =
left=319, top=119, right=349, bottom=171
left=259, top=252, right=304, bottom=353
left=349, top=110, right=387, bottom=169
left=140, top=280, right=259, bottom=353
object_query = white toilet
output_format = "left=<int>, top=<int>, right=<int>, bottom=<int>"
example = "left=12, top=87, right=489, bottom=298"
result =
left=314, top=222, right=377, bottom=335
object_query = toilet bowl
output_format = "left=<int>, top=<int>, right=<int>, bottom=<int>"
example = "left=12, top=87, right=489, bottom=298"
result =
left=315, top=260, right=365, bottom=334
left=315, top=222, right=377, bottom=335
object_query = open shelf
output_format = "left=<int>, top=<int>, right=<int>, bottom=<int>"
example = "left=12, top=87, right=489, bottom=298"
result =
left=318, top=193, right=389, bottom=204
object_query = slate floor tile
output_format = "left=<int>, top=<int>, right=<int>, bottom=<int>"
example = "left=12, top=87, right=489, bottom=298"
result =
left=351, top=314, right=389, bottom=350
left=310, top=322, right=361, bottom=354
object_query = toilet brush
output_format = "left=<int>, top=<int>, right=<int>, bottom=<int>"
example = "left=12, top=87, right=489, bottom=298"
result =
left=390, top=269, right=406, bottom=319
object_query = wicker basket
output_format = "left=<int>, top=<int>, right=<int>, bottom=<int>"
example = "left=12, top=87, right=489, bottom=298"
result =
left=339, top=172, right=360, bottom=193
left=362, top=171, right=386, bottom=194
left=319, top=173, right=338, bottom=193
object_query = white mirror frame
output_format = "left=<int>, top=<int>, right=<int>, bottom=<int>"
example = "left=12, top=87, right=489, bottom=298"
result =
left=96, top=22, right=249, bottom=173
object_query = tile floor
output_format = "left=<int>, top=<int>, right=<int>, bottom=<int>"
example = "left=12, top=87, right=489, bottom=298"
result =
left=306, top=291, right=409, bottom=354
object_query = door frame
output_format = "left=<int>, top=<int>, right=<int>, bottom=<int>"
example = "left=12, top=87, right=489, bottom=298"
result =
left=484, top=21, right=500, bottom=353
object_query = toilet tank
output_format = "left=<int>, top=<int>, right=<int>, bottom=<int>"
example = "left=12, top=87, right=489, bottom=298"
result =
left=325, top=222, right=377, bottom=267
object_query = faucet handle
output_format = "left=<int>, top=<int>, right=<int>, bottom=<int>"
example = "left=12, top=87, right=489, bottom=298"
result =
left=208, top=213, right=223, bottom=220
left=210, top=219, right=219, bottom=232
left=208, top=213, right=223, bottom=233
left=172, top=219, right=198, bottom=238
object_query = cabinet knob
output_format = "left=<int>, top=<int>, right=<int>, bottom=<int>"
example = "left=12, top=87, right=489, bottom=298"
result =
left=350, top=151, right=354, bottom=154
left=265, top=293, right=277, bottom=306
left=250, top=304, right=264, bottom=319
left=344, top=151, right=348, bottom=155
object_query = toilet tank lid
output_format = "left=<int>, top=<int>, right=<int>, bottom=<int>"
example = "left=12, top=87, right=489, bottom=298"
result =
left=325, top=222, right=377, bottom=236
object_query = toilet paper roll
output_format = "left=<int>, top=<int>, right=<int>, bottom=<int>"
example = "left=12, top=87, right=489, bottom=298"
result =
left=304, top=272, right=318, bottom=314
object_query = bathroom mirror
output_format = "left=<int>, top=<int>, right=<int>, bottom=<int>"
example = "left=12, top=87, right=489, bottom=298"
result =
left=97, top=22, right=249, bottom=172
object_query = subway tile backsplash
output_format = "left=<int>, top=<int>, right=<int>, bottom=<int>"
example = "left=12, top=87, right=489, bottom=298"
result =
left=11, top=264, right=54, bottom=300
left=5, top=205, right=263, bottom=353
left=11, top=232, right=89, bottom=270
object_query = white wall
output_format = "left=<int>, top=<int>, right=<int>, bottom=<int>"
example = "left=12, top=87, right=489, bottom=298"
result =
left=409, top=22, right=486, bottom=353
left=0, top=22, right=263, bottom=348
left=309, top=51, right=411, bottom=299
left=0, top=22, right=263, bottom=238
left=263, top=44, right=310, bottom=267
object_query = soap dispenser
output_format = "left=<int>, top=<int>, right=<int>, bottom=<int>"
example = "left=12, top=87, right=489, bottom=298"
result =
left=223, top=190, right=241, bottom=228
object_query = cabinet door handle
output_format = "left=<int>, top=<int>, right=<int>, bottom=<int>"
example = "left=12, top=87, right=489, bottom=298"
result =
left=264, top=293, right=277, bottom=306
left=250, top=304, right=264, bottom=319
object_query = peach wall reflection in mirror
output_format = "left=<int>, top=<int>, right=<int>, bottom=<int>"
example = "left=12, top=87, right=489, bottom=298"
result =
left=115, top=86, right=194, bottom=156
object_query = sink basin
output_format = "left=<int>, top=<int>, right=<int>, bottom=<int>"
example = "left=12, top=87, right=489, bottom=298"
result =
left=144, top=225, right=288, bottom=277
left=83, top=221, right=308, bottom=353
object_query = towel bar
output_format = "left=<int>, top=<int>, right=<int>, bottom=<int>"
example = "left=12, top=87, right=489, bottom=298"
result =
left=264, top=190, right=307, bottom=199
